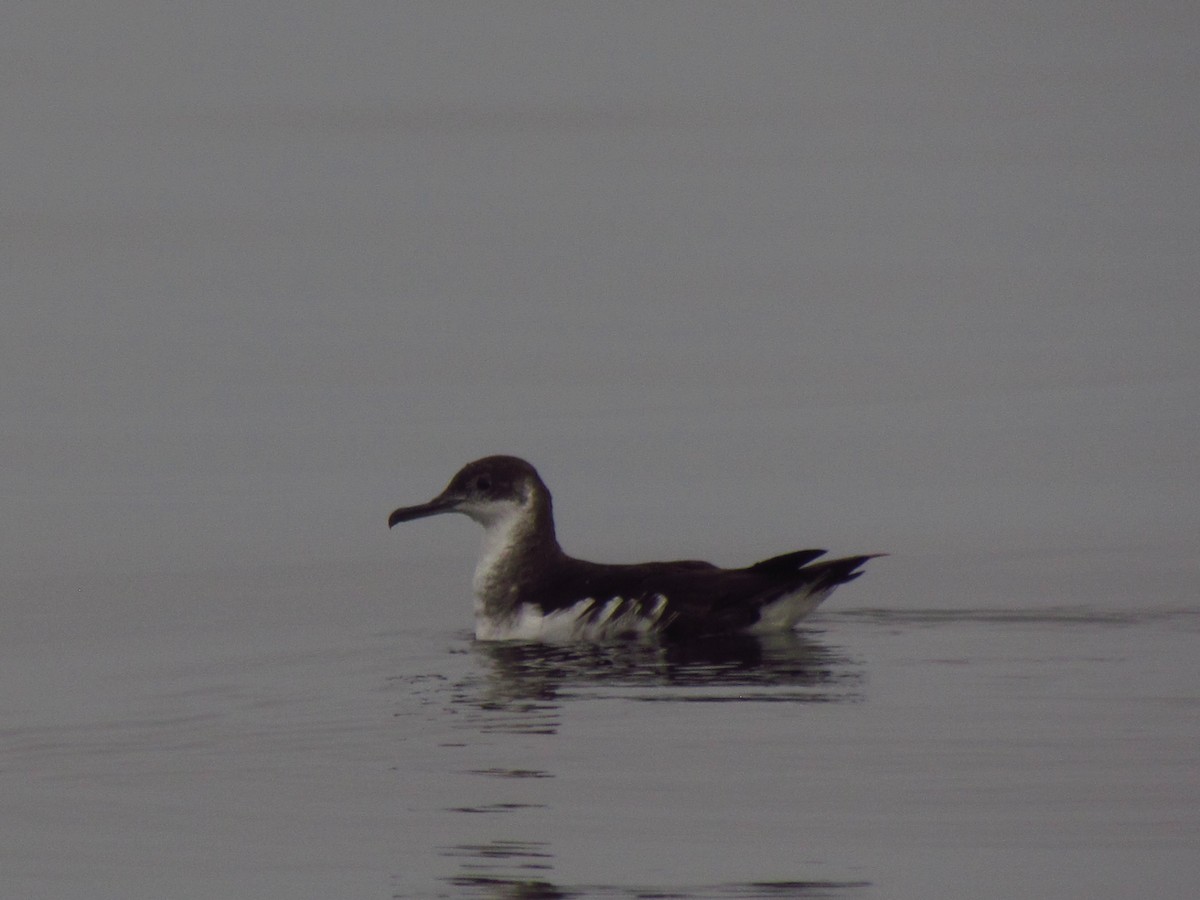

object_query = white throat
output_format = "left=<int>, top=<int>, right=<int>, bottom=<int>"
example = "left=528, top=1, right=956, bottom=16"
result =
left=469, top=500, right=532, bottom=599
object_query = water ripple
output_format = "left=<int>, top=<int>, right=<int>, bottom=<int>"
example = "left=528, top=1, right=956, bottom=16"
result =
left=441, top=632, right=862, bottom=734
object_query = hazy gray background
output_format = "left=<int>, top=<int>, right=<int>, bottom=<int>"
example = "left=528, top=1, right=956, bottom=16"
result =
left=2, top=5, right=1198, bottom=897
left=6, top=2, right=1196, bottom=598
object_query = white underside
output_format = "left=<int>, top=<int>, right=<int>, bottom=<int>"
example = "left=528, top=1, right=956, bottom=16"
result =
left=473, top=586, right=833, bottom=641
left=743, top=586, right=833, bottom=634
left=475, top=595, right=669, bottom=642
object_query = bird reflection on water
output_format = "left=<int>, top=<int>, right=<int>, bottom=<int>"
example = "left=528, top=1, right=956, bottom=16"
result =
left=443, top=870, right=870, bottom=900
left=424, top=632, right=868, bottom=899
left=455, top=630, right=864, bottom=736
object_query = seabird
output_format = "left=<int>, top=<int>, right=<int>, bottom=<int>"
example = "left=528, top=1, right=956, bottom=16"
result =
left=388, top=455, right=878, bottom=641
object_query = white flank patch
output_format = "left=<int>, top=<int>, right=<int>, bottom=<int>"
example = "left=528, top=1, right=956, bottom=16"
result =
left=475, top=594, right=669, bottom=642
left=745, top=586, right=831, bottom=634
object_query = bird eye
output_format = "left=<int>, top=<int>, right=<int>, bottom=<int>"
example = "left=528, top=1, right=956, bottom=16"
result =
left=475, top=476, right=492, bottom=491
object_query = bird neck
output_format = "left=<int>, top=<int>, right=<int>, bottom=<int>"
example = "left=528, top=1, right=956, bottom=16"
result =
left=472, top=485, right=563, bottom=610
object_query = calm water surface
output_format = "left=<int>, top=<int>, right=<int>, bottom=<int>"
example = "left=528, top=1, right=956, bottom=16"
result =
left=4, top=576, right=1195, bottom=899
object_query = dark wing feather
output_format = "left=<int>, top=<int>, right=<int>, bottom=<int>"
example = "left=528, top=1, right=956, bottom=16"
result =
left=533, top=552, right=881, bottom=637
left=667, top=553, right=883, bottom=637
left=745, top=549, right=827, bottom=575
left=794, top=554, right=881, bottom=588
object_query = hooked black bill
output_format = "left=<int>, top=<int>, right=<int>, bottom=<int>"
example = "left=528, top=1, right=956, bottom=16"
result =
left=387, top=493, right=461, bottom=528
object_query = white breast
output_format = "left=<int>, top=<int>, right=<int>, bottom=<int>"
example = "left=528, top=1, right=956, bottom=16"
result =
left=470, top=501, right=529, bottom=598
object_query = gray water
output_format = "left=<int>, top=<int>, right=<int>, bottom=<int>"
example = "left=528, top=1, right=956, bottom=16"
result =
left=3, top=4, right=1198, bottom=898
